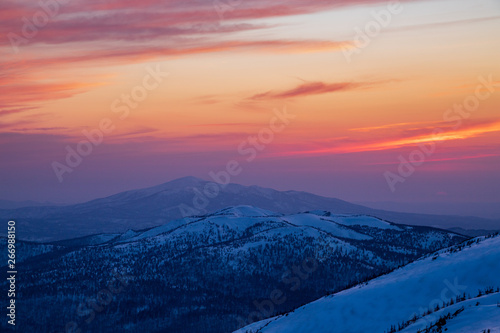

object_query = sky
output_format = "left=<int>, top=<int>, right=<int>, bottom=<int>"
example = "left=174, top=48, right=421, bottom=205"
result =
left=1, top=0, right=499, bottom=209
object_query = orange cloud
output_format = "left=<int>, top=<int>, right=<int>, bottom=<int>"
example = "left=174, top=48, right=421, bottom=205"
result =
left=275, top=121, right=500, bottom=157
left=350, top=122, right=431, bottom=132
left=0, top=81, right=104, bottom=108
left=0, top=39, right=346, bottom=111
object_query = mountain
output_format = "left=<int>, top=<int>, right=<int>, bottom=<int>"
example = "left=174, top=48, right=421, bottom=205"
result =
left=1, top=176, right=498, bottom=241
left=236, top=233, right=500, bottom=333
left=398, top=292, right=500, bottom=333
left=0, top=206, right=467, bottom=333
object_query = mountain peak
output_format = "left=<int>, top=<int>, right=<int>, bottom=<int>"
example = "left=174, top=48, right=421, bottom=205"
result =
left=144, top=176, right=207, bottom=193
left=164, top=176, right=206, bottom=186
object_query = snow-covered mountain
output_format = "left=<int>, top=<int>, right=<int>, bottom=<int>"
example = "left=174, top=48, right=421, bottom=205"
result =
left=1, top=176, right=497, bottom=241
left=398, top=291, right=500, bottom=333
left=236, top=233, right=500, bottom=333
left=0, top=206, right=467, bottom=333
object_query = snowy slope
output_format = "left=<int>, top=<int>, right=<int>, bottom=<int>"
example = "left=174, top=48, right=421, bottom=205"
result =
left=400, top=292, right=500, bottom=333
left=112, top=206, right=463, bottom=253
left=327, top=214, right=401, bottom=231
left=283, top=213, right=373, bottom=240
left=235, top=234, right=500, bottom=333
left=118, top=206, right=374, bottom=244
left=95, top=206, right=465, bottom=281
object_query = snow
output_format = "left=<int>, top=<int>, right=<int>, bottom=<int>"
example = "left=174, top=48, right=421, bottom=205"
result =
left=119, top=216, right=200, bottom=242
left=117, top=207, right=379, bottom=244
left=90, top=233, right=120, bottom=244
left=116, top=229, right=141, bottom=241
left=283, top=214, right=372, bottom=240
left=400, top=293, right=500, bottom=333
left=326, top=214, right=402, bottom=230
left=211, top=205, right=282, bottom=217
left=235, top=235, right=500, bottom=333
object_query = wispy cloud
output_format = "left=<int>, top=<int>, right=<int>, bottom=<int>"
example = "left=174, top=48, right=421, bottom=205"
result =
left=0, top=81, right=104, bottom=108
left=0, top=39, right=346, bottom=111
left=0, top=0, right=392, bottom=47
left=0, top=106, right=39, bottom=116
left=0, top=0, right=364, bottom=111
left=350, top=121, right=430, bottom=132
left=2, top=40, right=347, bottom=69
left=385, top=15, right=500, bottom=34
left=275, top=120, right=500, bottom=157
left=247, top=81, right=371, bottom=100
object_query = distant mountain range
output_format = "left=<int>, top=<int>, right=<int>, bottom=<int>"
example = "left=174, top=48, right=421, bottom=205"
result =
left=236, top=233, right=500, bottom=333
left=0, top=206, right=467, bottom=333
left=1, top=176, right=498, bottom=241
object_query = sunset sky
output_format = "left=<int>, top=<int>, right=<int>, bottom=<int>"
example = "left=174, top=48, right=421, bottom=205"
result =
left=1, top=0, right=499, bottom=207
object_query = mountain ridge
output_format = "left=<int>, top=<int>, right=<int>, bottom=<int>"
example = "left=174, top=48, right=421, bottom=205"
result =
left=1, top=176, right=498, bottom=241
left=235, top=233, right=500, bottom=333
left=0, top=205, right=468, bottom=333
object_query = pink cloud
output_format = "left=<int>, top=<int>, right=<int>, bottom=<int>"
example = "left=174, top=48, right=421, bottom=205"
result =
left=248, top=81, right=372, bottom=100
left=0, top=0, right=400, bottom=47
left=250, top=81, right=358, bottom=100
